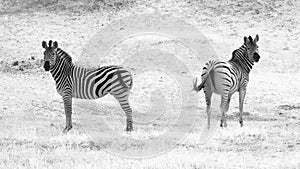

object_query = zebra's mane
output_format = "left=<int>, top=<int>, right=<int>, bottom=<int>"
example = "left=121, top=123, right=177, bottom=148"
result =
left=56, top=48, right=73, bottom=65
left=229, top=44, right=253, bottom=73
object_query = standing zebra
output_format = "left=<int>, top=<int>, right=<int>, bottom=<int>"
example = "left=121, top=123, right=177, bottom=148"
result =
left=193, top=35, right=260, bottom=128
left=42, top=40, right=133, bottom=132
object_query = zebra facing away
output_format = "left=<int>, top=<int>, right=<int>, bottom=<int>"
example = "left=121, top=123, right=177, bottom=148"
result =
left=193, top=35, right=260, bottom=128
left=42, top=40, right=133, bottom=133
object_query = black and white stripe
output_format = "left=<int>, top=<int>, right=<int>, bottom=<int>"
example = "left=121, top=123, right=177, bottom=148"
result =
left=193, top=35, right=260, bottom=128
left=42, top=40, right=133, bottom=132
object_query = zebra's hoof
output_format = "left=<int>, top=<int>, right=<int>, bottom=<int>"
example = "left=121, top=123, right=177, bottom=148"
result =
left=240, top=121, right=243, bottom=127
left=62, top=125, right=72, bottom=133
left=220, top=119, right=225, bottom=127
left=126, top=127, right=133, bottom=132
left=126, top=125, right=133, bottom=132
left=220, top=121, right=227, bottom=128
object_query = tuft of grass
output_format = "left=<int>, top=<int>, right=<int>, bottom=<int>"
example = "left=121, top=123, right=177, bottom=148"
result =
left=0, top=0, right=136, bottom=15
left=0, top=57, right=43, bottom=73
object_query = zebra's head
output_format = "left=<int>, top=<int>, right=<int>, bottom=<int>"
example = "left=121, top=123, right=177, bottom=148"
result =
left=244, top=34, right=260, bottom=63
left=42, top=40, right=58, bottom=71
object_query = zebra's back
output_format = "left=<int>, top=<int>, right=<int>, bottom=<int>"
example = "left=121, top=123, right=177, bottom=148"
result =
left=71, top=65, right=133, bottom=99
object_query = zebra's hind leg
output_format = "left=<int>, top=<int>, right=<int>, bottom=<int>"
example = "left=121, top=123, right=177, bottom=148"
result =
left=204, top=90, right=212, bottom=129
left=225, top=96, right=231, bottom=113
left=220, top=95, right=229, bottom=128
left=239, top=88, right=247, bottom=127
left=112, top=90, right=133, bottom=132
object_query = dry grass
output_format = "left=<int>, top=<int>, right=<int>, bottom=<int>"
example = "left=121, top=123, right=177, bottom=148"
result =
left=0, top=0, right=136, bottom=15
left=0, top=0, right=300, bottom=168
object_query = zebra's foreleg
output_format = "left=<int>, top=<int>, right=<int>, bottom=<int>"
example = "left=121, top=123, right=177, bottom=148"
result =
left=239, top=88, right=246, bottom=127
left=62, top=95, right=73, bottom=133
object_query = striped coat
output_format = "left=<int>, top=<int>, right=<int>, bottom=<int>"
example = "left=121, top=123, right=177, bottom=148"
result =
left=193, top=35, right=260, bottom=128
left=42, top=40, right=133, bottom=132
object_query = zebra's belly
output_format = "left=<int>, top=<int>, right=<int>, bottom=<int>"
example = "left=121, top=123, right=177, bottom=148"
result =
left=55, top=86, right=104, bottom=99
left=72, top=90, right=108, bottom=99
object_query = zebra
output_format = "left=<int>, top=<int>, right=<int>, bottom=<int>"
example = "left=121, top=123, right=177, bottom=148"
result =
left=193, top=35, right=260, bottom=128
left=42, top=40, right=133, bottom=133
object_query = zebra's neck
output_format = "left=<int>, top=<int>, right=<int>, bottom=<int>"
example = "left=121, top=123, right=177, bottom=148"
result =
left=50, top=48, right=74, bottom=85
left=229, top=45, right=253, bottom=74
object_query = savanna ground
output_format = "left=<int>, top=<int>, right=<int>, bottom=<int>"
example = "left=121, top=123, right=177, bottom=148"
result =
left=0, top=0, right=300, bottom=168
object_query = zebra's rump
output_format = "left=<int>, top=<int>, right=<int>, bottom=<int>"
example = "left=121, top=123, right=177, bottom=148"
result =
left=93, top=66, right=132, bottom=97
left=201, top=60, right=239, bottom=95
left=72, top=65, right=133, bottom=99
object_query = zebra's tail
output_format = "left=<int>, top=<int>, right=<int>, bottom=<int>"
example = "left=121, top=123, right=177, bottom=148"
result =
left=193, top=77, right=208, bottom=92
left=193, top=61, right=215, bottom=92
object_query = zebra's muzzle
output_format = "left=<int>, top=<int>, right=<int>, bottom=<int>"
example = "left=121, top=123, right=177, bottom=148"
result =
left=44, top=61, right=50, bottom=71
left=253, top=52, right=260, bottom=62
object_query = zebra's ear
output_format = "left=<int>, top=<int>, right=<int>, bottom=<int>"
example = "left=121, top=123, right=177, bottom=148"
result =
left=48, top=40, right=53, bottom=48
left=244, top=36, right=248, bottom=43
left=248, top=36, right=253, bottom=43
left=53, top=41, right=58, bottom=48
left=42, top=41, right=47, bottom=48
left=244, top=36, right=250, bottom=45
left=254, top=34, right=259, bottom=43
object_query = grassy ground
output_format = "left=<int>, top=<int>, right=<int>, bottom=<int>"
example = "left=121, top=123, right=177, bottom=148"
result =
left=0, top=0, right=300, bottom=168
